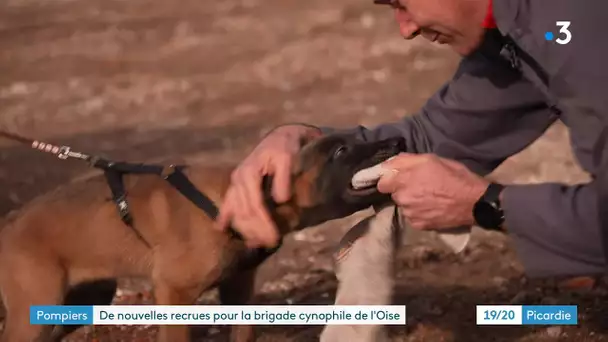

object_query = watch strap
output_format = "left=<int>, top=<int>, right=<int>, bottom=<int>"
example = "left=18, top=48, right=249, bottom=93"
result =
left=483, top=182, right=505, bottom=203
left=475, top=182, right=505, bottom=231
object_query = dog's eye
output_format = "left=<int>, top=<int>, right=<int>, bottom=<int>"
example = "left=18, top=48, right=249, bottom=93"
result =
left=333, top=145, right=349, bottom=159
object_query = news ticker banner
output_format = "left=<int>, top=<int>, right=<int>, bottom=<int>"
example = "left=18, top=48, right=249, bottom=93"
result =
left=30, top=304, right=578, bottom=326
left=30, top=305, right=406, bottom=326
left=476, top=305, right=578, bottom=325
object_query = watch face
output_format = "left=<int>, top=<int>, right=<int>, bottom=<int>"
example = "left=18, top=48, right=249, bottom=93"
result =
left=473, top=201, right=503, bottom=229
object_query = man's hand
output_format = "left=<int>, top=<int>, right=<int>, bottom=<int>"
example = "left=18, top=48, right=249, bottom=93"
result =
left=377, top=153, right=489, bottom=230
left=215, top=124, right=322, bottom=248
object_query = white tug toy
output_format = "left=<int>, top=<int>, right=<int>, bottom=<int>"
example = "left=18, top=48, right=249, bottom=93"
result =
left=351, top=161, right=471, bottom=253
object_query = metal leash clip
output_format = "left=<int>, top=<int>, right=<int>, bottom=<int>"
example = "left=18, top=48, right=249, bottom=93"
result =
left=57, top=145, right=89, bottom=161
left=57, top=146, right=72, bottom=160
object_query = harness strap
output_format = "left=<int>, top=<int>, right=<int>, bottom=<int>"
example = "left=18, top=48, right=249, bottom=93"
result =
left=102, top=168, right=152, bottom=248
left=90, top=158, right=166, bottom=175
left=163, top=166, right=219, bottom=219
left=93, top=159, right=280, bottom=267
left=103, top=169, right=133, bottom=225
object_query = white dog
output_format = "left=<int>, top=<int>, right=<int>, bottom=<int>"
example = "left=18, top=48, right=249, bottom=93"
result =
left=320, top=164, right=471, bottom=342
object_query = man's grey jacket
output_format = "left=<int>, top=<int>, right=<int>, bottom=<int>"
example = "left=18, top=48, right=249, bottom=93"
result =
left=326, top=0, right=608, bottom=277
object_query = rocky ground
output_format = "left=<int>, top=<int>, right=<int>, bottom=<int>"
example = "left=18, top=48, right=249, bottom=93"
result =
left=0, top=0, right=606, bottom=341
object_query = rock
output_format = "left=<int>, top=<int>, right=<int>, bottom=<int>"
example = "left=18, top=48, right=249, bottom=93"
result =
left=428, top=305, right=444, bottom=316
left=546, top=326, right=562, bottom=338
left=371, top=69, right=389, bottom=83
left=359, top=13, right=375, bottom=29
left=8, top=82, right=30, bottom=96
left=8, top=192, right=20, bottom=203
left=406, top=246, right=441, bottom=267
left=312, top=261, right=334, bottom=273
left=464, top=248, right=486, bottom=262
left=492, top=277, right=508, bottom=288
left=509, top=290, right=537, bottom=304
left=540, top=296, right=559, bottom=305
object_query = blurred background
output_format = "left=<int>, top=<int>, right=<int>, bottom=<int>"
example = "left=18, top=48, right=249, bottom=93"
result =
left=0, top=0, right=605, bottom=341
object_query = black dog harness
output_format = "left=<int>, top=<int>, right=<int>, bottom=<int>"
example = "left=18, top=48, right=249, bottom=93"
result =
left=92, top=159, right=217, bottom=247
left=0, top=130, right=280, bottom=269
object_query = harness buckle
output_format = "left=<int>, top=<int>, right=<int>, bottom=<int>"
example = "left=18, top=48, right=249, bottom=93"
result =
left=161, top=165, right=177, bottom=179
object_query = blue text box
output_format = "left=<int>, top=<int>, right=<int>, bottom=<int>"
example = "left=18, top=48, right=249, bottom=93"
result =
left=30, top=305, right=93, bottom=325
left=522, top=305, right=577, bottom=325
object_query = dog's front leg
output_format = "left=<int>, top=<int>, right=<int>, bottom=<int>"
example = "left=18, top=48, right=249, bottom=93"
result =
left=154, top=282, right=202, bottom=342
left=320, top=205, right=400, bottom=342
left=219, top=268, right=257, bottom=342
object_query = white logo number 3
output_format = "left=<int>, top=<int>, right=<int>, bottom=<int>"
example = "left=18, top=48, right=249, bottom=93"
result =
left=555, top=21, right=572, bottom=45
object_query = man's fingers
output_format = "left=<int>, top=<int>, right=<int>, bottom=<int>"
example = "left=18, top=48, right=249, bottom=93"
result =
left=377, top=153, right=439, bottom=194
left=221, top=181, right=276, bottom=248
left=271, top=154, right=292, bottom=203
left=215, top=172, right=276, bottom=248
left=381, top=152, right=431, bottom=171
left=217, top=158, right=281, bottom=248
left=439, top=157, right=467, bottom=171
left=376, top=164, right=409, bottom=194
left=242, top=171, right=280, bottom=247
left=235, top=175, right=256, bottom=218
left=245, top=238, right=262, bottom=249
left=233, top=173, right=268, bottom=245
left=215, top=188, right=236, bottom=231
left=231, top=215, right=264, bottom=248
left=377, top=170, right=399, bottom=194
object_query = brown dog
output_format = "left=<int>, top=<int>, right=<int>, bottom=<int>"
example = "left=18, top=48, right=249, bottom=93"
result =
left=0, top=132, right=405, bottom=342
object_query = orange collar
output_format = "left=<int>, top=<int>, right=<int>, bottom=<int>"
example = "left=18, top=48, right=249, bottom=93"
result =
left=482, top=0, right=497, bottom=28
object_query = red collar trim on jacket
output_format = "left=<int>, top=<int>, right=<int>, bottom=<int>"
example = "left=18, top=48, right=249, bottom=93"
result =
left=482, top=0, right=497, bottom=28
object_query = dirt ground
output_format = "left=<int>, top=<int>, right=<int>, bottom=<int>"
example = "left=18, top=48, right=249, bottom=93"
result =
left=1, top=0, right=607, bottom=341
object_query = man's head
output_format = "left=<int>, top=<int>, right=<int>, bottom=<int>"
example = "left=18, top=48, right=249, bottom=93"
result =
left=376, top=0, right=490, bottom=55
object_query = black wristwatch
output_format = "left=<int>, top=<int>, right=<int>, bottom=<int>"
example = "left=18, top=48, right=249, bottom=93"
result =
left=473, top=182, right=505, bottom=231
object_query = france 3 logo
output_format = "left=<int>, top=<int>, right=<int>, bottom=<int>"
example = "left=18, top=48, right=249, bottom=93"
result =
left=544, top=21, right=572, bottom=45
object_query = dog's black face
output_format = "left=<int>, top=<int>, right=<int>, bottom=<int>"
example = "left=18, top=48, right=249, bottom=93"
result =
left=291, top=133, right=405, bottom=228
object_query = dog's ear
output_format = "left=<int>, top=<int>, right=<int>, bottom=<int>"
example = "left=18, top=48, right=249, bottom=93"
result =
left=289, top=131, right=322, bottom=176
left=260, top=129, right=319, bottom=195
left=291, top=165, right=321, bottom=208
left=264, top=159, right=323, bottom=234
left=261, top=131, right=325, bottom=229
left=290, top=143, right=326, bottom=209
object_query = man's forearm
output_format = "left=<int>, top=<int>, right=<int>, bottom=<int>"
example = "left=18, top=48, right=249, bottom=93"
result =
left=501, top=182, right=607, bottom=277
left=319, top=115, right=432, bottom=153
